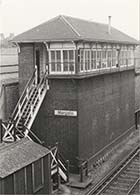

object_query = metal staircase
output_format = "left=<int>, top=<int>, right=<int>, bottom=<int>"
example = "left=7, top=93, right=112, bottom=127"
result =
left=1, top=68, right=69, bottom=183
left=2, top=69, right=49, bottom=141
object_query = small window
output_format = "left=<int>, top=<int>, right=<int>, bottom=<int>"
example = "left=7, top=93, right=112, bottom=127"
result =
left=32, top=159, right=44, bottom=193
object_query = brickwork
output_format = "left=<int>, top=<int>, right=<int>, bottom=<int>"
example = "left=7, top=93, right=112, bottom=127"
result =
left=31, top=70, right=135, bottom=171
left=78, top=70, right=135, bottom=161
left=19, top=43, right=34, bottom=95
left=135, top=74, right=140, bottom=111
left=32, top=79, right=78, bottom=171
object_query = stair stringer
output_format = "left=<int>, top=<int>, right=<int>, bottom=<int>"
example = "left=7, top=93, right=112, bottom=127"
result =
left=24, top=85, right=49, bottom=136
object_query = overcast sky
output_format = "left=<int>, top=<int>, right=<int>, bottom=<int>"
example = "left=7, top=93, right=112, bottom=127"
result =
left=0, top=0, right=139, bottom=40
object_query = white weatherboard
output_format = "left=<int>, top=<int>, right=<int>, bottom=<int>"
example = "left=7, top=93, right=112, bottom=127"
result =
left=54, top=110, right=77, bottom=117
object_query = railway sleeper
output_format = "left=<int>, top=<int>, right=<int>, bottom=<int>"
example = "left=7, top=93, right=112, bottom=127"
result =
left=120, top=174, right=138, bottom=179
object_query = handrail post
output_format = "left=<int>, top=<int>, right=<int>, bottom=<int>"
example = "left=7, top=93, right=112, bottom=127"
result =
left=18, top=103, right=21, bottom=119
left=26, top=87, right=29, bottom=100
left=80, top=165, right=83, bottom=183
left=30, top=104, right=33, bottom=118
left=21, top=117, right=25, bottom=133
left=0, top=119, right=2, bottom=143
left=12, top=120, right=16, bottom=142
left=85, top=161, right=88, bottom=177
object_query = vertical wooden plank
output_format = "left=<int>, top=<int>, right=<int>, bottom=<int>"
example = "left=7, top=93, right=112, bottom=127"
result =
left=0, top=119, right=2, bottom=143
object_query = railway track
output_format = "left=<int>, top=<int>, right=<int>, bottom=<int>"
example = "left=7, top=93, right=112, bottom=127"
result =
left=86, top=146, right=140, bottom=195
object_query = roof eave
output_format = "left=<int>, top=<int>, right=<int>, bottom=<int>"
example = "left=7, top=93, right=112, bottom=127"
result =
left=12, top=38, right=138, bottom=45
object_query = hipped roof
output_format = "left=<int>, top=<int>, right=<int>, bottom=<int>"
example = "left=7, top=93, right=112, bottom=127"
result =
left=13, top=15, right=138, bottom=45
left=0, top=138, right=50, bottom=178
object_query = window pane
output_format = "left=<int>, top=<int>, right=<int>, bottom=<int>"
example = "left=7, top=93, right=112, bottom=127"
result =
left=97, top=51, right=101, bottom=68
left=63, top=51, right=68, bottom=71
left=51, top=51, right=55, bottom=61
left=80, top=50, right=84, bottom=71
left=56, top=51, right=61, bottom=71
left=69, top=50, right=74, bottom=60
left=51, top=51, right=55, bottom=71
left=91, top=50, right=96, bottom=69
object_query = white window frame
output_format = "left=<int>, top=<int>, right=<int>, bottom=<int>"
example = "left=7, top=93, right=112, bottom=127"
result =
left=127, top=50, right=134, bottom=66
left=101, top=49, right=108, bottom=69
left=96, top=49, right=102, bottom=69
left=49, top=49, right=75, bottom=74
left=91, top=49, right=97, bottom=70
left=112, top=49, right=118, bottom=68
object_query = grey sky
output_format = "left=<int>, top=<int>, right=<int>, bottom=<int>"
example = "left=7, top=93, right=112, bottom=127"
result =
left=0, top=0, right=139, bottom=40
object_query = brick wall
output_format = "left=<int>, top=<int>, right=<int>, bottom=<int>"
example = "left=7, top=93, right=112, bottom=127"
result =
left=78, top=70, right=135, bottom=161
left=19, top=43, right=34, bottom=95
left=32, top=79, right=78, bottom=171
left=31, top=70, right=135, bottom=171
left=135, top=74, right=140, bottom=111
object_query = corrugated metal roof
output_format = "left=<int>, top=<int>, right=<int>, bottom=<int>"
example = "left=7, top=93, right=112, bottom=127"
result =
left=0, top=138, right=50, bottom=178
left=13, top=15, right=138, bottom=44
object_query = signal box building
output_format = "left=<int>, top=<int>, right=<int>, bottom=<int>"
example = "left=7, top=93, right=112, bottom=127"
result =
left=12, top=15, right=138, bottom=172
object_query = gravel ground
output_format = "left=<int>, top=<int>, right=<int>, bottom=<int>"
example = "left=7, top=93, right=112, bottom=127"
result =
left=56, top=128, right=140, bottom=195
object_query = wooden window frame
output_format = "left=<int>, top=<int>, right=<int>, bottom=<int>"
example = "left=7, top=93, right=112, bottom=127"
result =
left=49, top=49, right=75, bottom=74
left=32, top=158, right=44, bottom=193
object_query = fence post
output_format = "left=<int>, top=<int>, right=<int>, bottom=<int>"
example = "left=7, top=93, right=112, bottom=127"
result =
left=0, top=119, right=2, bottom=143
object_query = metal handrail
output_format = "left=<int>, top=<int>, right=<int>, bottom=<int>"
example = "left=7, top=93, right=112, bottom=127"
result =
left=11, top=69, right=36, bottom=119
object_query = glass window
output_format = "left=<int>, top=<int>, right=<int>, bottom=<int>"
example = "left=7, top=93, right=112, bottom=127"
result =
left=69, top=50, right=74, bottom=72
left=91, top=50, right=96, bottom=69
left=97, top=50, right=101, bottom=68
left=63, top=50, right=68, bottom=72
left=102, top=50, right=107, bottom=68
left=56, top=51, right=61, bottom=71
left=107, top=51, right=112, bottom=67
left=80, top=50, right=84, bottom=71
left=51, top=51, right=55, bottom=71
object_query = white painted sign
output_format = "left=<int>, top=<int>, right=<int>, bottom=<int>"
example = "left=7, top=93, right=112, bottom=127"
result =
left=54, top=110, right=77, bottom=117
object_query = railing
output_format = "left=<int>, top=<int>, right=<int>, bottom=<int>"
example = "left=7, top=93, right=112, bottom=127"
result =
left=11, top=69, right=36, bottom=123
left=77, top=158, right=89, bottom=183
left=2, top=68, right=49, bottom=142
left=50, top=143, right=69, bottom=183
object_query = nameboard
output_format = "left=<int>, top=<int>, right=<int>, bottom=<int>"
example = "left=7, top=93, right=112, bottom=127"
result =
left=54, top=110, right=77, bottom=117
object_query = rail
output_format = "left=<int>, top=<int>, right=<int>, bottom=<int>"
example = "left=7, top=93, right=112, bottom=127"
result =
left=86, top=145, right=139, bottom=195
left=50, top=144, right=69, bottom=183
